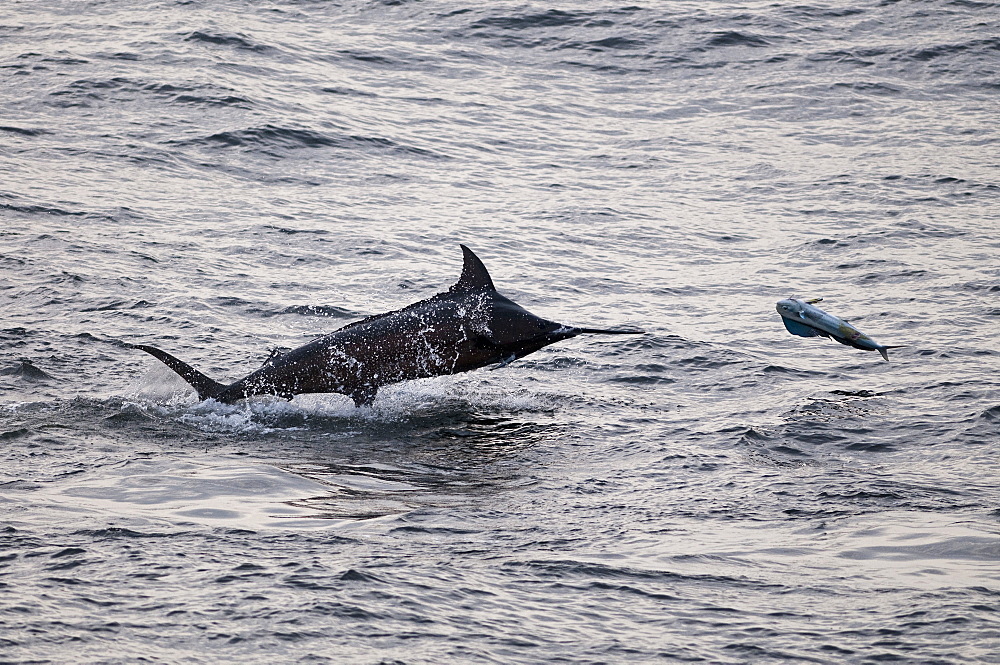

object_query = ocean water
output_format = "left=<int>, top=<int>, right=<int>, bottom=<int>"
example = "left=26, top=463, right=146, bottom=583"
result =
left=2, top=0, right=999, bottom=662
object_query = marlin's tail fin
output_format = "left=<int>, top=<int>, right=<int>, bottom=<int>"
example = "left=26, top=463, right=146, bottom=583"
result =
left=131, top=344, right=226, bottom=400
left=878, top=345, right=906, bottom=361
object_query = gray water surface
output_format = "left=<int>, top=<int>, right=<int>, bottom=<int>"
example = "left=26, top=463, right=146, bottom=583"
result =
left=2, top=1, right=999, bottom=663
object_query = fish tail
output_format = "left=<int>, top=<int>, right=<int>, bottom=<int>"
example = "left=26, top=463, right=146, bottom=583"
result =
left=131, top=344, right=226, bottom=400
left=878, top=345, right=906, bottom=361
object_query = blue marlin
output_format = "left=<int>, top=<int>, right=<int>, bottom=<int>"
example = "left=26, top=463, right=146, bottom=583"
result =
left=132, top=245, right=644, bottom=406
left=775, top=298, right=901, bottom=361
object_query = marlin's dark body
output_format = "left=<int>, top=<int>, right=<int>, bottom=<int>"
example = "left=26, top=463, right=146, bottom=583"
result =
left=133, top=245, right=642, bottom=406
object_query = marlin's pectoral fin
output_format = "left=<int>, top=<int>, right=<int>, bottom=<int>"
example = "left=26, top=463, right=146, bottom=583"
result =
left=805, top=298, right=824, bottom=304
left=781, top=317, right=824, bottom=338
left=348, top=384, right=378, bottom=407
left=491, top=353, right=517, bottom=370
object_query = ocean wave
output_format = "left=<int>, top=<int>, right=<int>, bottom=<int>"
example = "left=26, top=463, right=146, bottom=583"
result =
left=703, top=31, right=774, bottom=49
left=469, top=9, right=594, bottom=31
left=167, top=124, right=446, bottom=159
left=182, top=30, right=273, bottom=53
left=0, top=125, right=49, bottom=137
left=256, top=304, right=358, bottom=318
left=0, top=360, right=52, bottom=382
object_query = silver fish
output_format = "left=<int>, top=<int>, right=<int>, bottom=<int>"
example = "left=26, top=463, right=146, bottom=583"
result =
left=775, top=298, right=901, bottom=361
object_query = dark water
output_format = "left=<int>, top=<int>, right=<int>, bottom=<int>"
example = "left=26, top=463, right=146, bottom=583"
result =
left=3, top=1, right=1000, bottom=662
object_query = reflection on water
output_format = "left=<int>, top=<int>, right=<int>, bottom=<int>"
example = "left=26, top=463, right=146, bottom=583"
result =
left=279, top=410, right=558, bottom=520
left=14, top=396, right=559, bottom=527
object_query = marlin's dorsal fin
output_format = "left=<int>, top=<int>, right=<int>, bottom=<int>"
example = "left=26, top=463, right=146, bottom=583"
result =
left=450, top=244, right=496, bottom=293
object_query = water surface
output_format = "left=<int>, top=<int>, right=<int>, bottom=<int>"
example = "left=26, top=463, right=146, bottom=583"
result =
left=2, top=1, right=999, bottom=662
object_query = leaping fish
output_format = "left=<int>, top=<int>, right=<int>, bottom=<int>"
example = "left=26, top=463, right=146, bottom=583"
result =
left=775, top=298, right=902, bottom=361
left=132, top=245, right=645, bottom=407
